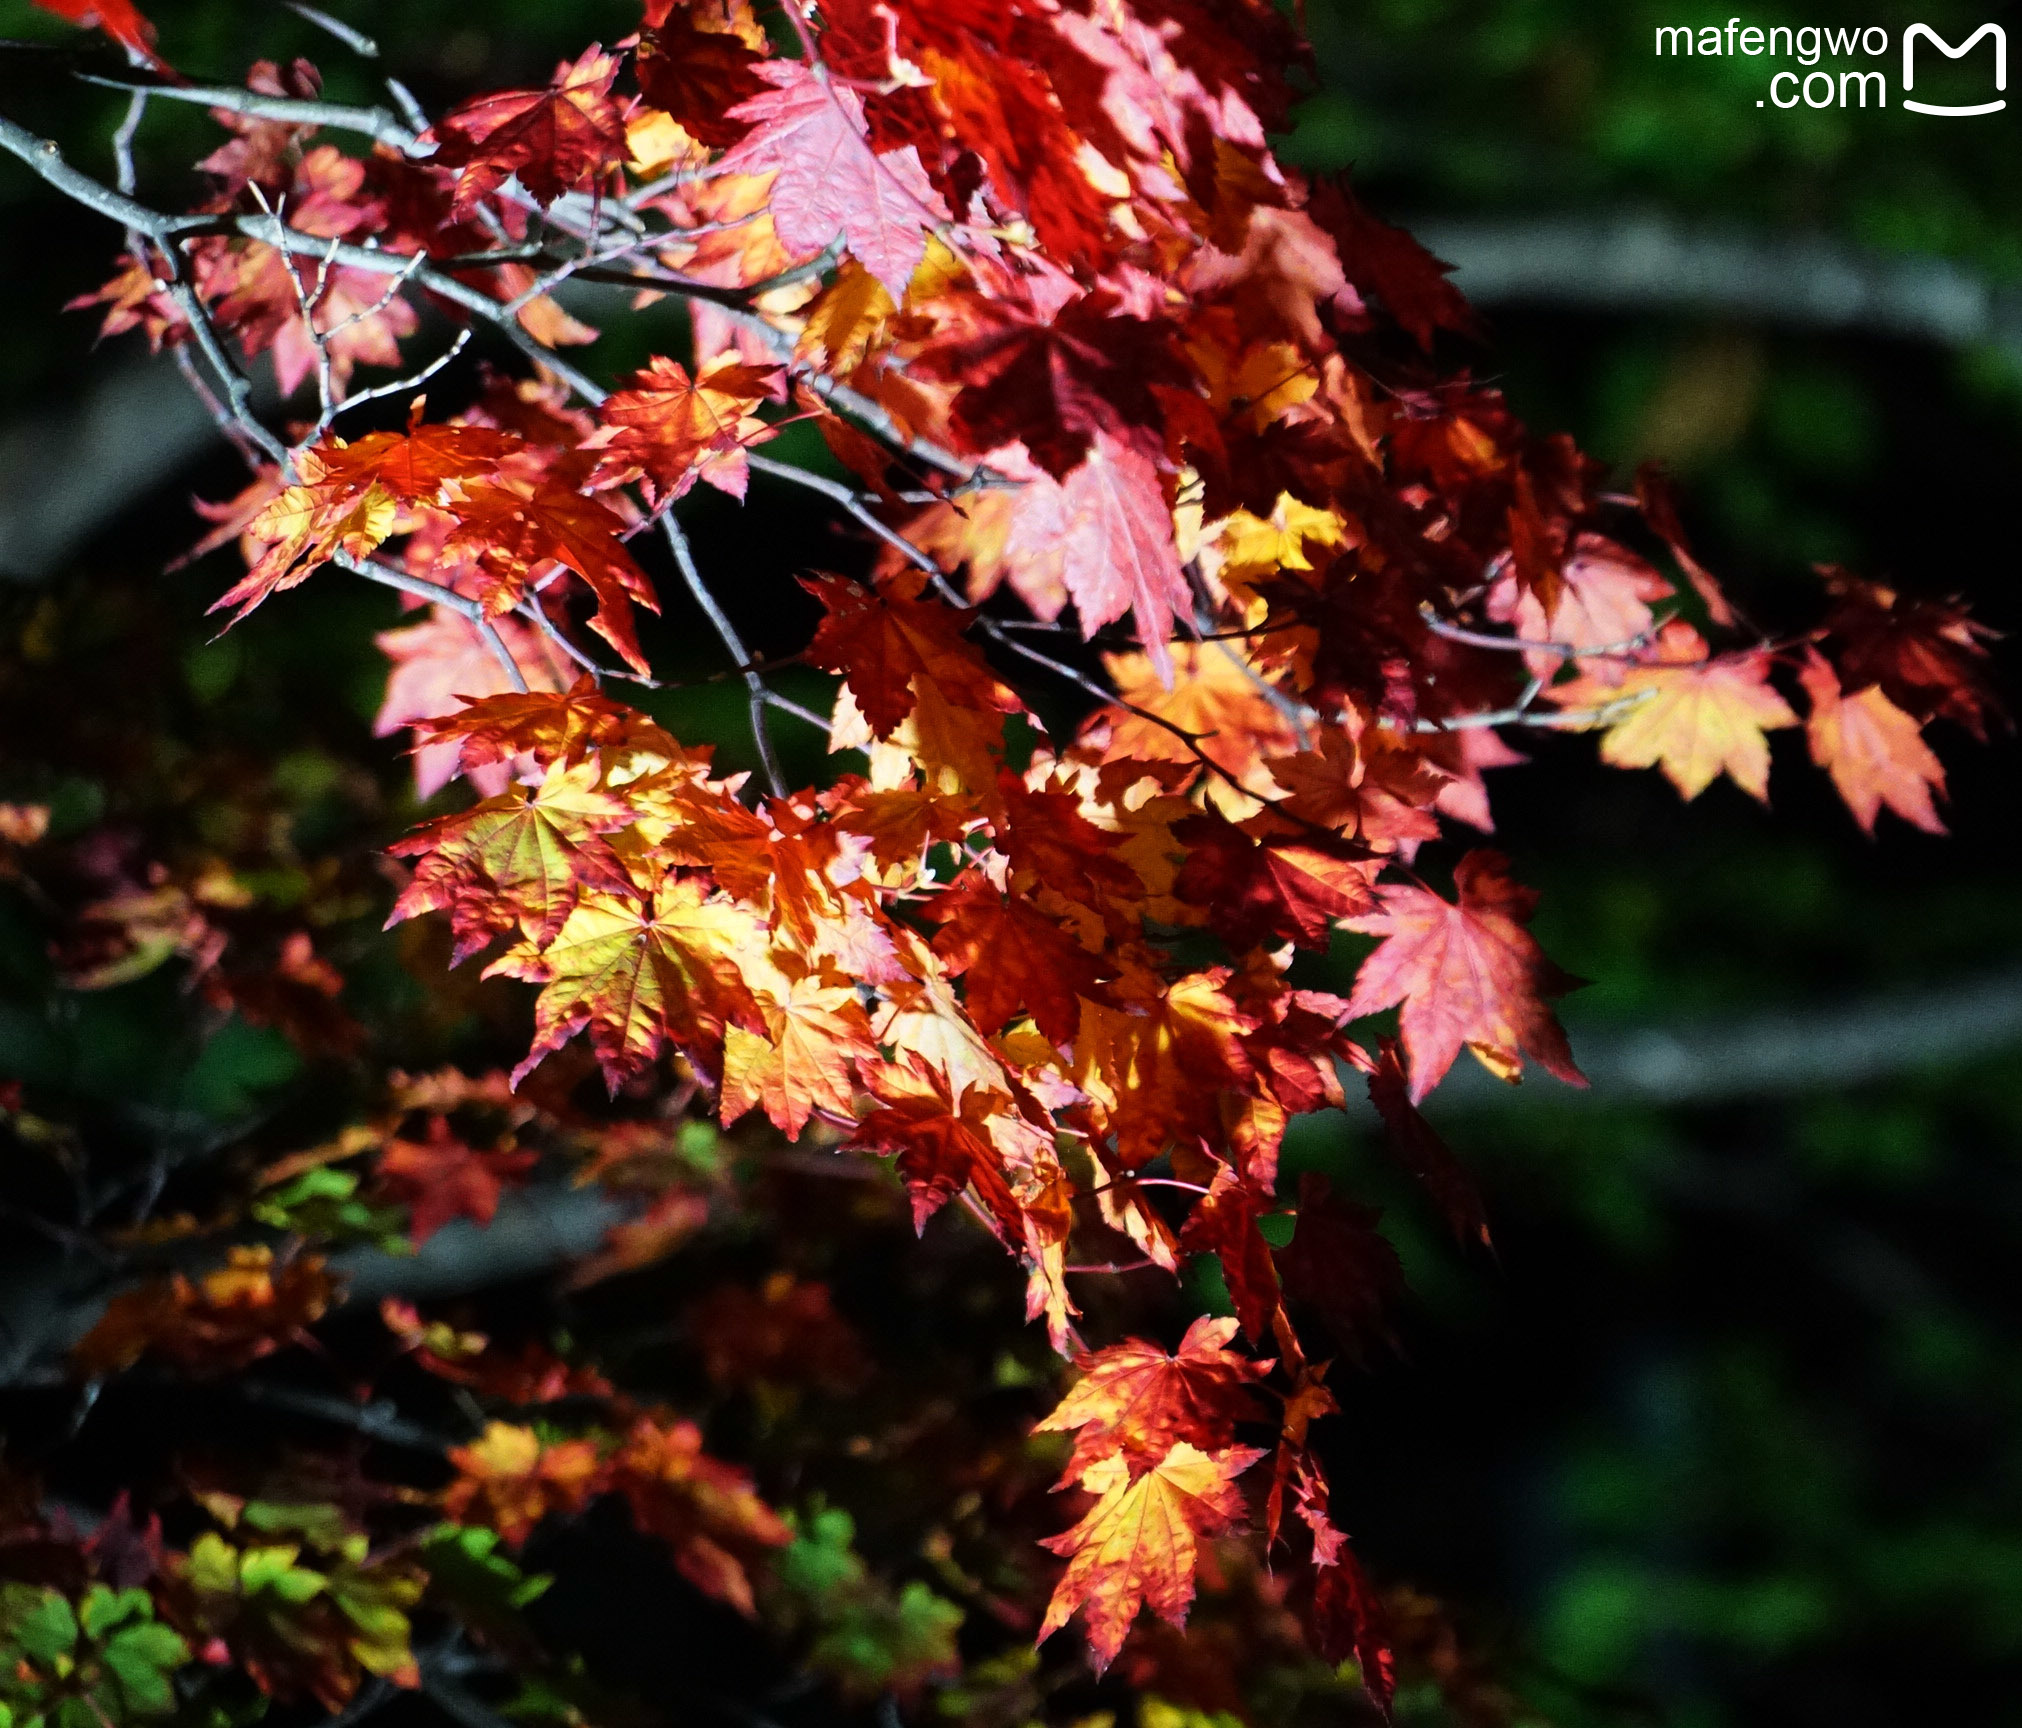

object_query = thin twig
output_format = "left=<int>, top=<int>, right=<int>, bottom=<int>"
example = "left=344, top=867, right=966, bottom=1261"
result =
left=660, top=515, right=787, bottom=797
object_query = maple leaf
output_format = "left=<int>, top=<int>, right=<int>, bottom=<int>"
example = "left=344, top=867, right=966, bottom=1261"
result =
left=1567, top=622, right=1798, bottom=803
left=1001, top=435, right=1190, bottom=675
left=73, top=1247, right=333, bottom=1378
left=440, top=472, right=660, bottom=674
left=1263, top=728, right=1445, bottom=856
left=375, top=608, right=567, bottom=799
left=1173, top=812, right=1376, bottom=952
left=795, top=261, right=897, bottom=374
left=720, top=972, right=877, bottom=1137
left=606, top=1415, right=791, bottom=1616
left=415, top=680, right=642, bottom=775
left=1103, top=641, right=1300, bottom=807
left=1039, top=1443, right=1264, bottom=1674
left=31, top=0, right=166, bottom=69
left=430, top=47, right=628, bottom=216
left=1636, top=463, right=1737, bottom=628
left=511, top=869, right=764, bottom=1089
left=214, top=423, right=520, bottom=621
left=1038, top=1315, right=1268, bottom=1478
left=718, top=62, right=951, bottom=299
left=1073, top=973, right=1255, bottom=1167
left=1798, top=649, right=1947, bottom=836
left=802, top=573, right=1020, bottom=737
left=1820, top=570, right=2005, bottom=739
left=390, top=757, right=638, bottom=960
left=847, top=1059, right=1025, bottom=1239
left=1308, top=1542, right=1397, bottom=1712
left=1176, top=1164, right=1280, bottom=1342
left=933, top=294, right=1187, bottom=480
left=1275, top=1173, right=1403, bottom=1359
left=1362, top=1037, right=1490, bottom=1248
left=1342, top=849, right=1585, bottom=1101
left=444, top=1422, right=602, bottom=1545
left=636, top=9, right=770, bottom=148
left=214, top=471, right=397, bottom=624
left=588, top=355, right=781, bottom=502
left=928, top=872, right=1103, bottom=1044
left=1309, top=175, right=1479, bottom=352
left=375, top=1114, right=537, bottom=1244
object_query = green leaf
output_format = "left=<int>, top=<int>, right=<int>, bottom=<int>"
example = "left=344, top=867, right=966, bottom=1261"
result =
left=3, top=1589, right=78, bottom=1665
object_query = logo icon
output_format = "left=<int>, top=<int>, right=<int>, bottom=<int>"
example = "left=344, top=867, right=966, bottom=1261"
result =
left=1902, top=22, right=2007, bottom=115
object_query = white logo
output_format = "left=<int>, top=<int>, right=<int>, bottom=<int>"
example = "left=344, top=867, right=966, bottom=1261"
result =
left=1902, top=22, right=2006, bottom=115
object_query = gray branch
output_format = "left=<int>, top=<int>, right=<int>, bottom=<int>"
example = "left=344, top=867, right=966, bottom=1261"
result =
left=1415, top=211, right=2022, bottom=357
left=1424, top=965, right=2022, bottom=1114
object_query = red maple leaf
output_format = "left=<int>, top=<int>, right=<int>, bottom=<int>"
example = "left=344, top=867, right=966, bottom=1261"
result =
left=30, top=0, right=166, bottom=68
left=928, top=871, right=1104, bottom=1044
left=1037, top=1315, right=1268, bottom=1478
left=430, top=46, right=628, bottom=216
left=1274, top=1172, right=1403, bottom=1359
left=1177, top=1163, right=1280, bottom=1342
left=717, top=62, right=950, bottom=298
left=1173, top=812, right=1376, bottom=952
left=802, top=573, right=1020, bottom=737
left=1309, top=174, right=1479, bottom=353
left=932, top=293, right=1188, bottom=479
left=377, top=1115, right=537, bottom=1244
left=636, top=10, right=771, bottom=148
left=1343, top=849, right=1585, bottom=1101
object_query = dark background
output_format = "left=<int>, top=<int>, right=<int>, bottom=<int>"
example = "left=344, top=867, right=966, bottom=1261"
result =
left=2, top=3, right=2020, bottom=1724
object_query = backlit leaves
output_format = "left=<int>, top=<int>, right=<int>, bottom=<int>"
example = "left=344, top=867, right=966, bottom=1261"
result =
left=1343, top=850, right=1585, bottom=1101
left=718, top=62, right=950, bottom=298
left=1038, top=1443, right=1264, bottom=1673
left=24, top=0, right=2000, bottom=1698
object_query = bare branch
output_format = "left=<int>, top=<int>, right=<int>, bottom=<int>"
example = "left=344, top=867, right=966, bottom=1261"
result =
left=660, top=514, right=788, bottom=798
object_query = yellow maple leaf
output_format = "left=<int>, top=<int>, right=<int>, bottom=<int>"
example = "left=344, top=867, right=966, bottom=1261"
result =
left=1577, top=624, right=1797, bottom=802
left=1038, top=1442, right=1264, bottom=1673
left=513, top=871, right=763, bottom=1087
left=720, top=971, right=876, bottom=1137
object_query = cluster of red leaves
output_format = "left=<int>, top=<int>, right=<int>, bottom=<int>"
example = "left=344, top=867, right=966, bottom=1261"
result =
left=37, top=0, right=2001, bottom=1693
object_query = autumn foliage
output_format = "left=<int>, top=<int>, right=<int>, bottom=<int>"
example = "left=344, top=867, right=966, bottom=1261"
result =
left=0, top=0, right=2001, bottom=1720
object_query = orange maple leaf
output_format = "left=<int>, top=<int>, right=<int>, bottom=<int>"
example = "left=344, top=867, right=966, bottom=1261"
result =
left=606, top=1414, right=791, bottom=1616
left=1073, top=973, right=1255, bottom=1167
left=1037, top=1315, right=1267, bottom=1478
left=847, top=1057, right=1026, bottom=1238
left=1569, top=622, right=1798, bottom=802
left=719, top=971, right=877, bottom=1137
left=1342, top=849, right=1585, bottom=1101
left=440, top=470, right=661, bottom=674
left=214, top=424, right=519, bottom=621
left=803, top=573, right=1021, bottom=738
left=1102, top=642, right=1300, bottom=811
left=1798, top=649, right=1947, bottom=835
left=74, top=1246, right=334, bottom=1378
left=928, top=871, right=1105, bottom=1044
left=1039, top=1442, right=1264, bottom=1673
left=588, top=355, right=780, bottom=501
left=444, top=1421, right=603, bottom=1545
